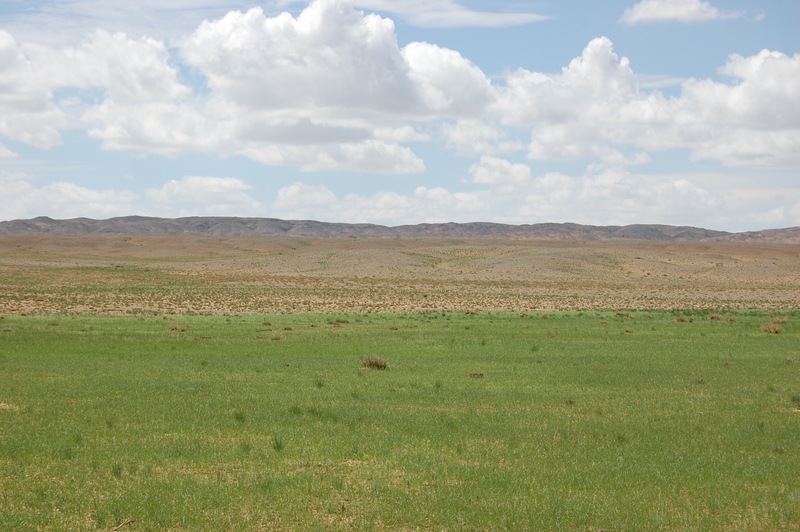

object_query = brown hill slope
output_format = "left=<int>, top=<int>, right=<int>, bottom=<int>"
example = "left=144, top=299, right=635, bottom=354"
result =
left=1, top=215, right=797, bottom=242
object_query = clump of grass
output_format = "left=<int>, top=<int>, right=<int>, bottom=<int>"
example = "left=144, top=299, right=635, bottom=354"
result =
left=362, top=355, right=389, bottom=369
left=314, top=377, right=325, bottom=388
left=761, top=323, right=782, bottom=334
left=56, top=445, right=75, bottom=460
left=709, top=314, right=722, bottom=321
left=272, top=435, right=285, bottom=452
left=233, top=410, right=246, bottom=423
left=111, top=462, right=124, bottom=478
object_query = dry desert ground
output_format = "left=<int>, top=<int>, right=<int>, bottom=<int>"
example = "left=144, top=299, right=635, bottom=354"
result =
left=0, top=235, right=798, bottom=315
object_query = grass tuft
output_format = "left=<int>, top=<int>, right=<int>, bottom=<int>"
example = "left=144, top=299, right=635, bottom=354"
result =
left=362, top=355, right=389, bottom=369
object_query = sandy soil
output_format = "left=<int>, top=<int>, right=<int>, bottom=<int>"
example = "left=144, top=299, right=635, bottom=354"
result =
left=1, top=235, right=798, bottom=314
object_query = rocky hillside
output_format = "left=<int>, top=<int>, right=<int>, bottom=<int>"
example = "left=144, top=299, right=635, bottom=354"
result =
left=1, top=215, right=797, bottom=242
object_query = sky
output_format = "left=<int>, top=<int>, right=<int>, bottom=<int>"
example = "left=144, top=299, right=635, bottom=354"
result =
left=0, top=0, right=798, bottom=231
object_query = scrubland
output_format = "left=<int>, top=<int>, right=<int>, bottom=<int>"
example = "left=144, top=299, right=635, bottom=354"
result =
left=0, top=235, right=798, bottom=315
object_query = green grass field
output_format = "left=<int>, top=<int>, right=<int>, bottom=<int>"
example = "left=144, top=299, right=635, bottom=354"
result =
left=1, top=310, right=798, bottom=531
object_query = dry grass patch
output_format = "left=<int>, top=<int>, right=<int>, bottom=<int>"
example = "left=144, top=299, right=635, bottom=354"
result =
left=362, top=355, right=389, bottom=369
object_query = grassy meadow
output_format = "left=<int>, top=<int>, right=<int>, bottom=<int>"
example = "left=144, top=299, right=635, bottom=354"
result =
left=1, top=310, right=798, bottom=530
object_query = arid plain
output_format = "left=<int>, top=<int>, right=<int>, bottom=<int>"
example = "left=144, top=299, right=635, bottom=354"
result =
left=1, top=235, right=798, bottom=315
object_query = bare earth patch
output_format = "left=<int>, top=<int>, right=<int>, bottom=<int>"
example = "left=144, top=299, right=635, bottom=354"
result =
left=0, top=235, right=798, bottom=314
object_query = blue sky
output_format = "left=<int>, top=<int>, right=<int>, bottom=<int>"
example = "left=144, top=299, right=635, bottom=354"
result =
left=0, top=0, right=798, bottom=230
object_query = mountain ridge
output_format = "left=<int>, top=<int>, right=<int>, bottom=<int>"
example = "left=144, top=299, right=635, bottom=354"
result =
left=1, top=216, right=798, bottom=243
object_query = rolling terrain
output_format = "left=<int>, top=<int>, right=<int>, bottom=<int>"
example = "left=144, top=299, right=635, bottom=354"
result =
left=2, top=215, right=799, bottom=242
left=1, top=234, right=797, bottom=315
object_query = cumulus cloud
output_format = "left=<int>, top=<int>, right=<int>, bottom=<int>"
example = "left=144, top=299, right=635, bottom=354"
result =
left=441, top=120, right=523, bottom=157
left=73, top=0, right=493, bottom=173
left=469, top=156, right=531, bottom=185
left=146, top=176, right=262, bottom=216
left=0, top=31, right=68, bottom=148
left=0, top=173, right=139, bottom=220
left=494, top=37, right=800, bottom=169
left=618, top=0, right=744, bottom=25
left=5, top=2, right=797, bottom=175
left=30, top=30, right=190, bottom=103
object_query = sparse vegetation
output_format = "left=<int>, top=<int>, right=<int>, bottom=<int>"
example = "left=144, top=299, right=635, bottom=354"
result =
left=362, top=355, right=389, bottom=369
left=1, top=235, right=799, bottom=315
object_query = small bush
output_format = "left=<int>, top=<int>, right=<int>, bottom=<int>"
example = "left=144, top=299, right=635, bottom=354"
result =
left=362, top=355, right=388, bottom=369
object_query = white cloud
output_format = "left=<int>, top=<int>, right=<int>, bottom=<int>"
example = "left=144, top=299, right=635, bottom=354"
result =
left=75, top=1, right=492, bottom=172
left=49, top=31, right=190, bottom=103
left=0, top=143, right=18, bottom=158
left=469, top=156, right=531, bottom=185
left=494, top=37, right=800, bottom=169
left=146, top=176, right=262, bottom=216
left=0, top=31, right=68, bottom=148
left=403, top=42, right=494, bottom=117
left=312, top=0, right=549, bottom=28
left=619, top=0, right=744, bottom=25
left=274, top=182, right=339, bottom=211
left=441, top=120, right=522, bottom=157
left=240, top=140, right=425, bottom=173
left=269, top=169, right=800, bottom=230
left=373, top=125, right=430, bottom=143
left=0, top=173, right=139, bottom=220
left=6, top=0, right=548, bottom=49
left=687, top=50, right=800, bottom=130
left=181, top=3, right=424, bottom=118
left=0, top=0, right=260, bottom=46
left=272, top=181, right=486, bottom=224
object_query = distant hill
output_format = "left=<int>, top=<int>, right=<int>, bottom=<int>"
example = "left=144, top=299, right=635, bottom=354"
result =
left=1, top=216, right=798, bottom=242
